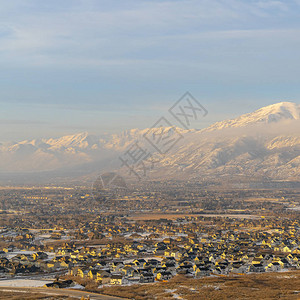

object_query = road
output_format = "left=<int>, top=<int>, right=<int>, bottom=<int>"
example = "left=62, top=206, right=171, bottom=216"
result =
left=0, top=286, right=126, bottom=300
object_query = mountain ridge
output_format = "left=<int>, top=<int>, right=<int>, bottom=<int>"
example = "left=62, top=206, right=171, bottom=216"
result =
left=0, top=101, right=299, bottom=183
left=202, top=101, right=300, bottom=133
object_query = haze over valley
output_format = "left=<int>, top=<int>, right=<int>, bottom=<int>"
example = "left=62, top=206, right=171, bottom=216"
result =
left=0, top=101, right=299, bottom=185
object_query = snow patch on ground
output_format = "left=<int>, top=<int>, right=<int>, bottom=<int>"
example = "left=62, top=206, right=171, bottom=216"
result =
left=165, top=289, right=183, bottom=299
left=202, top=284, right=220, bottom=290
left=66, top=284, right=84, bottom=290
left=277, top=274, right=297, bottom=278
left=0, top=279, right=52, bottom=287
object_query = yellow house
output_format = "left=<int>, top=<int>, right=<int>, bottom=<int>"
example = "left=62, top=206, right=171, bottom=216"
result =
left=110, top=275, right=123, bottom=285
left=282, top=246, right=291, bottom=253
left=87, top=270, right=100, bottom=281
left=76, top=268, right=85, bottom=278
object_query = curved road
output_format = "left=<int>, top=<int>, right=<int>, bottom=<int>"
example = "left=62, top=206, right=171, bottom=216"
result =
left=0, top=286, right=126, bottom=300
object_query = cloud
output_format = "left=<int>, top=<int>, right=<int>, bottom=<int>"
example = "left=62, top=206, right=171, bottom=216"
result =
left=255, top=1, right=289, bottom=11
left=0, top=119, right=48, bottom=125
left=0, top=0, right=300, bottom=142
left=0, top=0, right=298, bottom=68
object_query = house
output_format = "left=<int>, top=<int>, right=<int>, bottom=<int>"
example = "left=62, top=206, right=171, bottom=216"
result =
left=280, top=258, right=291, bottom=268
left=148, top=259, right=160, bottom=267
left=87, top=269, right=99, bottom=281
left=71, top=267, right=87, bottom=278
left=230, top=262, right=248, bottom=274
left=46, top=261, right=60, bottom=271
left=265, top=262, right=281, bottom=272
left=195, top=266, right=211, bottom=277
left=110, top=274, right=124, bottom=285
left=133, top=259, right=146, bottom=268
left=32, top=252, right=48, bottom=260
left=45, top=280, right=75, bottom=289
left=110, top=261, right=124, bottom=271
left=153, top=266, right=167, bottom=274
left=60, top=261, right=73, bottom=269
left=97, top=270, right=111, bottom=284
left=127, top=276, right=141, bottom=284
left=156, top=271, right=173, bottom=281
left=140, top=273, right=155, bottom=283
left=121, top=266, right=136, bottom=277
left=212, top=265, right=228, bottom=275
left=96, top=260, right=108, bottom=269
left=249, top=263, right=265, bottom=273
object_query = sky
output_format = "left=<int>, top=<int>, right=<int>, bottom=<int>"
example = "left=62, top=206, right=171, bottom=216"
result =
left=0, top=0, right=300, bottom=141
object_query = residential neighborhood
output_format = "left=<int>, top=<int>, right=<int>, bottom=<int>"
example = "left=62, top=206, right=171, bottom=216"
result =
left=0, top=186, right=300, bottom=299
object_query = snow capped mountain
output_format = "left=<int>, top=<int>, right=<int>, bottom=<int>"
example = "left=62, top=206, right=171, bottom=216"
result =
left=0, top=132, right=115, bottom=172
left=204, top=102, right=300, bottom=132
left=0, top=101, right=299, bottom=184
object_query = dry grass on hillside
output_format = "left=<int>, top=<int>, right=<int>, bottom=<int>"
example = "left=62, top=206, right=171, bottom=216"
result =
left=0, top=290, right=71, bottom=299
left=98, top=271, right=300, bottom=300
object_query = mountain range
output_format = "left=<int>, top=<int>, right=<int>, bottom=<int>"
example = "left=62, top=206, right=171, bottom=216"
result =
left=0, top=102, right=299, bottom=185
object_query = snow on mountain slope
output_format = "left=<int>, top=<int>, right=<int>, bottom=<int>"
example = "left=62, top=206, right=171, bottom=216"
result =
left=103, top=127, right=187, bottom=151
left=43, top=132, right=100, bottom=150
left=116, top=101, right=300, bottom=181
left=203, top=102, right=300, bottom=132
left=0, top=132, right=115, bottom=172
left=0, top=102, right=299, bottom=182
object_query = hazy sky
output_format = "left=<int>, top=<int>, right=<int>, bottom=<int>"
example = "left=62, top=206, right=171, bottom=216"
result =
left=0, top=0, right=300, bottom=141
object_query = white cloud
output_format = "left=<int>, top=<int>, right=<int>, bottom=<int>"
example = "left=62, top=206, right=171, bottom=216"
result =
left=255, top=1, right=289, bottom=11
left=0, top=0, right=298, bottom=68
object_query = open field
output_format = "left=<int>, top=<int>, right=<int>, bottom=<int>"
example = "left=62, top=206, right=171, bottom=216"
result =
left=0, top=286, right=126, bottom=300
left=0, top=279, right=52, bottom=287
left=244, top=198, right=281, bottom=202
left=130, top=213, right=201, bottom=220
left=98, top=271, right=300, bottom=300
left=0, top=290, right=70, bottom=299
left=130, top=213, right=261, bottom=220
left=193, top=214, right=261, bottom=219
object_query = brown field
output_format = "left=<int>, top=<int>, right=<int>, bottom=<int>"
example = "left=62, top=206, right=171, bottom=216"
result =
left=244, top=198, right=281, bottom=202
left=99, top=271, right=300, bottom=300
left=194, top=214, right=261, bottom=219
left=130, top=213, right=260, bottom=221
left=0, top=287, right=124, bottom=300
left=130, top=213, right=202, bottom=220
left=0, top=290, right=71, bottom=299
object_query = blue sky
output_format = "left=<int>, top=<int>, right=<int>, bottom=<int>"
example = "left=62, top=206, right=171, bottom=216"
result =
left=0, top=0, right=300, bottom=141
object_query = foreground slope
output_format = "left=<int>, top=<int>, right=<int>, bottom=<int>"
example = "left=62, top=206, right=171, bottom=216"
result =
left=98, top=271, right=300, bottom=300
